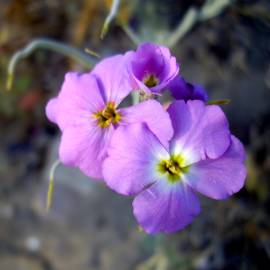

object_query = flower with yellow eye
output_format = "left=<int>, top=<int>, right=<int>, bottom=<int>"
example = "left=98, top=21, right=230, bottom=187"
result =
left=46, top=55, right=173, bottom=179
left=103, top=100, right=246, bottom=233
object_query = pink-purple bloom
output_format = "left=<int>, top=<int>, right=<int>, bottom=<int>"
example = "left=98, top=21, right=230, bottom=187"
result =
left=168, top=76, right=208, bottom=102
left=46, top=54, right=172, bottom=179
left=45, top=41, right=246, bottom=234
left=128, top=42, right=179, bottom=94
left=103, top=100, right=246, bottom=233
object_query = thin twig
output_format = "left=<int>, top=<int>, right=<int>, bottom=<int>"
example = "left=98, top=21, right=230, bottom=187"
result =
left=207, top=98, right=231, bottom=105
left=199, top=0, right=233, bottom=20
left=207, top=99, right=231, bottom=105
left=166, top=0, right=234, bottom=48
left=84, top=48, right=101, bottom=58
left=6, top=38, right=96, bottom=91
left=167, top=8, right=198, bottom=48
left=101, top=0, right=121, bottom=39
left=121, top=24, right=142, bottom=46
left=46, top=159, right=61, bottom=212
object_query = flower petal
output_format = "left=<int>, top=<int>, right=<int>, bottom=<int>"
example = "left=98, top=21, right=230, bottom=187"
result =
left=92, top=53, right=133, bottom=105
left=46, top=72, right=105, bottom=131
left=131, top=43, right=165, bottom=80
left=168, top=100, right=231, bottom=165
left=129, top=42, right=179, bottom=93
left=169, top=77, right=208, bottom=102
left=192, top=85, right=208, bottom=101
left=59, top=123, right=114, bottom=179
left=103, top=123, right=170, bottom=195
left=185, top=136, right=247, bottom=200
left=45, top=97, right=58, bottom=124
left=120, top=100, right=173, bottom=147
left=157, top=45, right=179, bottom=87
left=133, top=180, right=200, bottom=234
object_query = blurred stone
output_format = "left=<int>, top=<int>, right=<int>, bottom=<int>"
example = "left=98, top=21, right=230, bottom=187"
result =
left=24, top=236, right=41, bottom=252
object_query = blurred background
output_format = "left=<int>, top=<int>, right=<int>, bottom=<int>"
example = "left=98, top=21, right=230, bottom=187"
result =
left=0, top=0, right=270, bottom=269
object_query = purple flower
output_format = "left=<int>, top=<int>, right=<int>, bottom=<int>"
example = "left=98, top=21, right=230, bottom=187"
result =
left=46, top=54, right=173, bottom=179
left=169, top=76, right=208, bottom=102
left=103, top=100, right=246, bottom=233
left=128, top=42, right=179, bottom=94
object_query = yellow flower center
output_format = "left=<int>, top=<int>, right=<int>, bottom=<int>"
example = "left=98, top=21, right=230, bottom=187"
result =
left=157, top=155, right=189, bottom=183
left=94, top=102, right=121, bottom=128
left=143, top=74, right=159, bottom=88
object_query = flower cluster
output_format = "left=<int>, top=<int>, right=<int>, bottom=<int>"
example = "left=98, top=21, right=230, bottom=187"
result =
left=46, top=42, right=246, bottom=234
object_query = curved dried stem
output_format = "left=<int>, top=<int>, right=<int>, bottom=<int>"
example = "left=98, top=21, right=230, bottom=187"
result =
left=6, top=38, right=96, bottom=91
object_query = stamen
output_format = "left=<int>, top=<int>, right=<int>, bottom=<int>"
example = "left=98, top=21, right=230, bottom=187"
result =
left=143, top=74, right=159, bottom=88
left=94, top=102, right=121, bottom=128
left=157, top=155, right=189, bottom=183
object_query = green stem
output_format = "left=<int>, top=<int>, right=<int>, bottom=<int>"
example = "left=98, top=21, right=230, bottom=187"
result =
left=131, top=91, right=140, bottom=104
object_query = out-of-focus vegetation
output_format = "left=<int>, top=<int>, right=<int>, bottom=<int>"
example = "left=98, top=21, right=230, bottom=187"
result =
left=0, top=1, right=270, bottom=269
